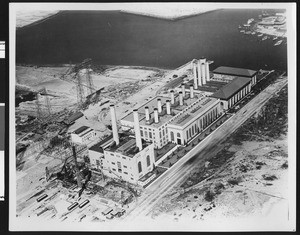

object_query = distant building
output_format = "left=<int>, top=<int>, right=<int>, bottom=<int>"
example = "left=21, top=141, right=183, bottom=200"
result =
left=211, top=77, right=252, bottom=110
left=71, top=126, right=96, bottom=145
left=213, top=66, right=258, bottom=86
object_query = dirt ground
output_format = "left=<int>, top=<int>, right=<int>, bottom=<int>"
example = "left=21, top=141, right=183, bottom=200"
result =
left=149, top=85, right=289, bottom=222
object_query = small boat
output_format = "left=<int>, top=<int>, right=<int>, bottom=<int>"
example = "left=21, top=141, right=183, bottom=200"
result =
left=262, top=36, right=268, bottom=41
left=240, top=30, right=245, bottom=33
left=258, top=33, right=263, bottom=37
left=273, top=36, right=278, bottom=40
left=238, top=25, right=242, bottom=29
left=251, top=31, right=256, bottom=35
left=245, top=31, right=251, bottom=34
left=274, top=40, right=283, bottom=46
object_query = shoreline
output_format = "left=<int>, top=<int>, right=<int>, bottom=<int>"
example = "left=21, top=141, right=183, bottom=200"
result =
left=17, top=8, right=220, bottom=30
left=120, top=9, right=220, bottom=21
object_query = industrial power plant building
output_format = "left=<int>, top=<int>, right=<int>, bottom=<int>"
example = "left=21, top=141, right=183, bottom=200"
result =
left=88, top=58, right=258, bottom=186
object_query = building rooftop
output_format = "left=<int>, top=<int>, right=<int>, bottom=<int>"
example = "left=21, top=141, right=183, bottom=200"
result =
left=104, top=134, right=152, bottom=158
left=73, top=126, right=89, bottom=135
left=65, top=111, right=83, bottom=124
left=89, top=134, right=113, bottom=153
left=184, top=80, right=227, bottom=93
left=169, top=96, right=219, bottom=128
left=121, top=94, right=202, bottom=128
left=211, top=77, right=252, bottom=100
left=213, top=66, right=258, bottom=78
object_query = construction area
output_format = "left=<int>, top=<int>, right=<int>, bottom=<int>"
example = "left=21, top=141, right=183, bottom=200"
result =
left=15, top=59, right=190, bottom=222
left=149, top=84, right=288, bottom=222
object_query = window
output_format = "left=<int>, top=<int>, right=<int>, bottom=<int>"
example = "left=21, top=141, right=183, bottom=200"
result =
left=170, top=131, right=174, bottom=141
left=96, top=160, right=100, bottom=166
left=123, top=165, right=127, bottom=168
left=145, top=131, right=148, bottom=138
left=186, top=130, right=189, bottom=139
left=112, top=162, right=116, bottom=165
left=177, top=133, right=181, bottom=138
left=124, top=172, right=128, bottom=175
left=147, top=155, right=151, bottom=167
left=112, top=168, right=116, bottom=171
left=138, top=161, right=142, bottom=173
left=140, top=130, right=143, bottom=137
left=149, top=132, right=152, bottom=138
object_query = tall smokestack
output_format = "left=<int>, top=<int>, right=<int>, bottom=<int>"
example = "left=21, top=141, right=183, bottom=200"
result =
left=166, top=100, right=171, bottom=115
left=197, top=60, right=202, bottom=87
left=179, top=91, right=183, bottom=106
left=170, top=90, right=175, bottom=104
left=157, top=99, right=162, bottom=113
left=190, top=85, right=194, bottom=99
left=181, top=83, right=186, bottom=97
left=193, top=63, right=198, bottom=89
left=205, top=62, right=210, bottom=82
left=154, top=108, right=159, bottom=123
left=145, top=106, right=150, bottom=122
left=201, top=63, right=206, bottom=85
left=110, top=105, right=119, bottom=145
left=133, top=109, right=143, bottom=151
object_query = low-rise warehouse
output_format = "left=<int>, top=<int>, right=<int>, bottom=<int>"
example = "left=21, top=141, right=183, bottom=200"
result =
left=213, top=66, right=258, bottom=86
left=210, top=77, right=252, bottom=110
left=71, top=126, right=96, bottom=145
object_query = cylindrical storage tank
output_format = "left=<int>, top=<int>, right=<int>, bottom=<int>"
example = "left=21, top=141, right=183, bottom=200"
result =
left=68, top=202, right=79, bottom=211
left=170, top=90, right=175, bottom=104
left=79, top=199, right=90, bottom=208
left=179, top=92, right=183, bottom=106
left=157, top=99, right=162, bottom=113
left=166, top=100, right=171, bottom=115
left=154, top=108, right=159, bottom=123
left=37, top=194, right=48, bottom=202
left=190, top=85, right=194, bottom=99
left=110, top=105, right=119, bottom=145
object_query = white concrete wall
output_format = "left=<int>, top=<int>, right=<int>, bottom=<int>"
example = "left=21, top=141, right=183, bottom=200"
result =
left=71, top=133, right=83, bottom=145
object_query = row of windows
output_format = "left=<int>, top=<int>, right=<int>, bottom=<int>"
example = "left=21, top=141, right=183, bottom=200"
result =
left=228, top=85, right=250, bottom=108
left=111, top=168, right=128, bottom=175
left=138, top=155, right=151, bottom=173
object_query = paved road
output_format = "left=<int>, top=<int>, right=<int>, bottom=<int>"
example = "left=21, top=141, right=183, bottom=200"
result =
left=123, top=76, right=287, bottom=221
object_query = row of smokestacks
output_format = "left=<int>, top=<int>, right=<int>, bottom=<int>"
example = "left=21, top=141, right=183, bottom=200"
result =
left=109, top=84, right=195, bottom=150
left=192, top=57, right=210, bottom=89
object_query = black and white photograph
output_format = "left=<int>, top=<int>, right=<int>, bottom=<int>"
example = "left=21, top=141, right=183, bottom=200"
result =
left=8, top=2, right=296, bottom=232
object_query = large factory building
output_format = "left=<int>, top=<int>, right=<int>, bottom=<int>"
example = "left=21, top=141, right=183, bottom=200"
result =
left=167, top=96, right=221, bottom=145
left=87, top=57, right=259, bottom=185
left=102, top=105, right=156, bottom=185
left=211, top=77, right=252, bottom=110
left=213, top=66, right=258, bottom=86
